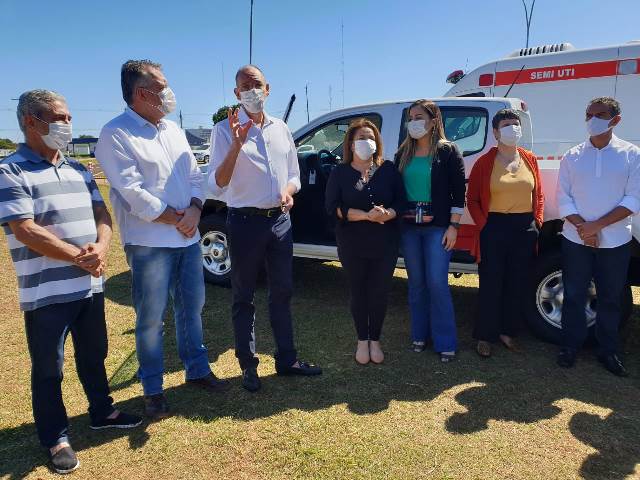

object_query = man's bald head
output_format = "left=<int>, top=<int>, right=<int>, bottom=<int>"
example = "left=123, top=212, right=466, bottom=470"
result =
left=235, top=64, right=266, bottom=85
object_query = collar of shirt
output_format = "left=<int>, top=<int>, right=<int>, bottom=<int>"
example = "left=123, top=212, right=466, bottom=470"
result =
left=16, top=143, right=69, bottom=167
left=580, top=134, right=626, bottom=178
left=583, top=133, right=623, bottom=152
left=124, top=106, right=168, bottom=131
left=238, top=107, right=274, bottom=129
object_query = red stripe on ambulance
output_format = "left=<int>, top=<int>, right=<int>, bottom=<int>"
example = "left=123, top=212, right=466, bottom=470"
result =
left=494, top=60, right=625, bottom=86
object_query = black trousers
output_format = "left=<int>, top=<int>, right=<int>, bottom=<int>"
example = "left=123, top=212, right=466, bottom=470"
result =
left=24, top=294, right=114, bottom=448
left=339, top=249, right=398, bottom=341
left=561, top=237, right=630, bottom=356
left=227, top=211, right=297, bottom=370
left=474, top=213, right=537, bottom=342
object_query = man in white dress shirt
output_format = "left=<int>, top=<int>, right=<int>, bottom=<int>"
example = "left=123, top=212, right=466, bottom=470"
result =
left=95, top=60, right=229, bottom=419
left=556, top=97, right=640, bottom=376
left=208, top=65, right=321, bottom=392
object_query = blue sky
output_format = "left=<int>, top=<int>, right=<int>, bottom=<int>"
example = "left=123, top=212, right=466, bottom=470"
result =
left=1, top=0, right=639, bottom=141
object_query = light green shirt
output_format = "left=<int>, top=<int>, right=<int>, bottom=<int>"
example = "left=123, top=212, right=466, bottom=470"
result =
left=403, top=155, right=432, bottom=202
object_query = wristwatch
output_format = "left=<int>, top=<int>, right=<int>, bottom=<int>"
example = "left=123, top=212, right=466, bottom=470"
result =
left=450, top=222, right=461, bottom=230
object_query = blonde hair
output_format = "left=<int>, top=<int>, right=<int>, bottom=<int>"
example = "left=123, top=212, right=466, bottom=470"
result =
left=341, top=118, right=384, bottom=166
left=397, top=99, right=448, bottom=172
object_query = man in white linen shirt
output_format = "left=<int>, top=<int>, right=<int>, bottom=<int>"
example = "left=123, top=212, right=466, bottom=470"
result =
left=95, top=60, right=229, bottom=420
left=556, top=96, right=640, bottom=377
left=208, top=65, right=322, bottom=392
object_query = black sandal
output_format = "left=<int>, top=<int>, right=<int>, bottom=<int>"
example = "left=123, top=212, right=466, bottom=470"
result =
left=440, top=352, right=456, bottom=363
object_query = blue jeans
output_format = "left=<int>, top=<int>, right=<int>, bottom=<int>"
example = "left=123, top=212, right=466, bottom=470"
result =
left=401, top=225, right=457, bottom=352
left=125, top=243, right=211, bottom=396
left=561, top=237, right=630, bottom=356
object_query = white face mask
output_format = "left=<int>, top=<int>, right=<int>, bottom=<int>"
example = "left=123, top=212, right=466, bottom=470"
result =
left=35, top=117, right=73, bottom=150
left=353, top=139, right=377, bottom=160
left=586, top=116, right=613, bottom=137
left=498, top=124, right=522, bottom=146
left=143, top=86, right=177, bottom=115
left=240, top=88, right=266, bottom=114
left=407, top=119, right=429, bottom=139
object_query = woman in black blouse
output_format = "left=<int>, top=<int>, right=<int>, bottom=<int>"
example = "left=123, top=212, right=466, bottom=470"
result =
left=325, top=118, right=406, bottom=365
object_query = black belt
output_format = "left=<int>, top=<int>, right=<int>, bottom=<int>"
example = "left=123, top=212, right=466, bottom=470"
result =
left=229, top=206, right=283, bottom=217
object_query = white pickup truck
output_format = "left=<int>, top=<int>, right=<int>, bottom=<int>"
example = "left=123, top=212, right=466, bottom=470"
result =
left=198, top=96, right=636, bottom=344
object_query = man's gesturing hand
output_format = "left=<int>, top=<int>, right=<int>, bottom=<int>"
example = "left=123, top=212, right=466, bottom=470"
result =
left=229, top=108, right=253, bottom=146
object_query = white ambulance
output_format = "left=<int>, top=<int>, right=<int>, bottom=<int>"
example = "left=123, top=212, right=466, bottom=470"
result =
left=444, top=40, right=640, bottom=218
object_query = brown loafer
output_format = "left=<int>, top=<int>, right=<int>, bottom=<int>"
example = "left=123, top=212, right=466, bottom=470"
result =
left=186, top=372, right=231, bottom=392
left=476, top=341, right=491, bottom=358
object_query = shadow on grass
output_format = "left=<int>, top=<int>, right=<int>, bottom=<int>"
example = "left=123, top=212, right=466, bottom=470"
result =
left=1, top=260, right=639, bottom=479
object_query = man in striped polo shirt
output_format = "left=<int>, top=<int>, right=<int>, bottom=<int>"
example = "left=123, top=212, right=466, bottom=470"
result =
left=0, top=90, right=141, bottom=474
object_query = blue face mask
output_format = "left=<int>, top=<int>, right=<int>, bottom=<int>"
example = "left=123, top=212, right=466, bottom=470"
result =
left=586, top=116, right=613, bottom=137
left=34, top=116, right=73, bottom=150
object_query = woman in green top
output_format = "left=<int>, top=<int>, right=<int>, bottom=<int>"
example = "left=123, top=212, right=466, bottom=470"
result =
left=396, top=100, right=466, bottom=362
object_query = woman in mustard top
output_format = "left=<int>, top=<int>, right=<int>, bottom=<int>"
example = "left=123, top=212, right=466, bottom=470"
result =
left=467, top=109, right=544, bottom=358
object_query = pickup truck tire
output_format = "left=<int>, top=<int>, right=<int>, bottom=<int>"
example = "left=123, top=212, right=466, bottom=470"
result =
left=198, top=213, right=231, bottom=287
left=526, top=251, right=633, bottom=344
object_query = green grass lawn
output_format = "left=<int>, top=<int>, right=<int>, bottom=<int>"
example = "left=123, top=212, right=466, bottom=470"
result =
left=1, top=185, right=639, bottom=479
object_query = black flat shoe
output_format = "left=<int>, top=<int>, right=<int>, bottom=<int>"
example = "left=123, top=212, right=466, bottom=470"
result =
left=276, top=360, right=322, bottom=376
left=408, top=342, right=426, bottom=353
left=90, top=411, right=143, bottom=430
left=50, top=446, right=79, bottom=474
left=598, top=354, right=629, bottom=377
left=557, top=348, right=577, bottom=368
left=242, top=367, right=261, bottom=392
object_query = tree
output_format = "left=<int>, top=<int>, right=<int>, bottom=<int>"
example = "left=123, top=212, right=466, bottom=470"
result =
left=0, top=138, right=17, bottom=149
left=79, top=134, right=94, bottom=139
left=212, top=104, right=241, bottom=125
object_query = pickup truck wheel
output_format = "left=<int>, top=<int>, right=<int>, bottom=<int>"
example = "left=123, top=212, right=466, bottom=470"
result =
left=526, top=251, right=632, bottom=344
left=199, top=213, right=231, bottom=287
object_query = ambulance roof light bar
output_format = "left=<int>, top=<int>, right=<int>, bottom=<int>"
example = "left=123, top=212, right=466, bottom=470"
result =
left=507, top=43, right=574, bottom=58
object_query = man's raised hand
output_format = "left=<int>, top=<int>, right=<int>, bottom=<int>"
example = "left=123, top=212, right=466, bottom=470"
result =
left=228, top=108, right=253, bottom=146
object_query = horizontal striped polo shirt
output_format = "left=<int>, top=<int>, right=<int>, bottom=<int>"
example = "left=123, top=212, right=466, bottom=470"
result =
left=0, top=144, right=104, bottom=311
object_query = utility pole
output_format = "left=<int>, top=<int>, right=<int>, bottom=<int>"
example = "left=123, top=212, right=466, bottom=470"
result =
left=179, top=110, right=183, bottom=129
left=305, top=83, right=310, bottom=123
left=521, top=0, right=536, bottom=48
left=328, top=85, right=332, bottom=112
left=341, top=20, right=345, bottom=107
left=249, top=0, right=254, bottom=63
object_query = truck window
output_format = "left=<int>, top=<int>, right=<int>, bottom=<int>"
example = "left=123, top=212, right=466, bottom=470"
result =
left=296, top=114, right=383, bottom=158
left=398, top=106, right=488, bottom=157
